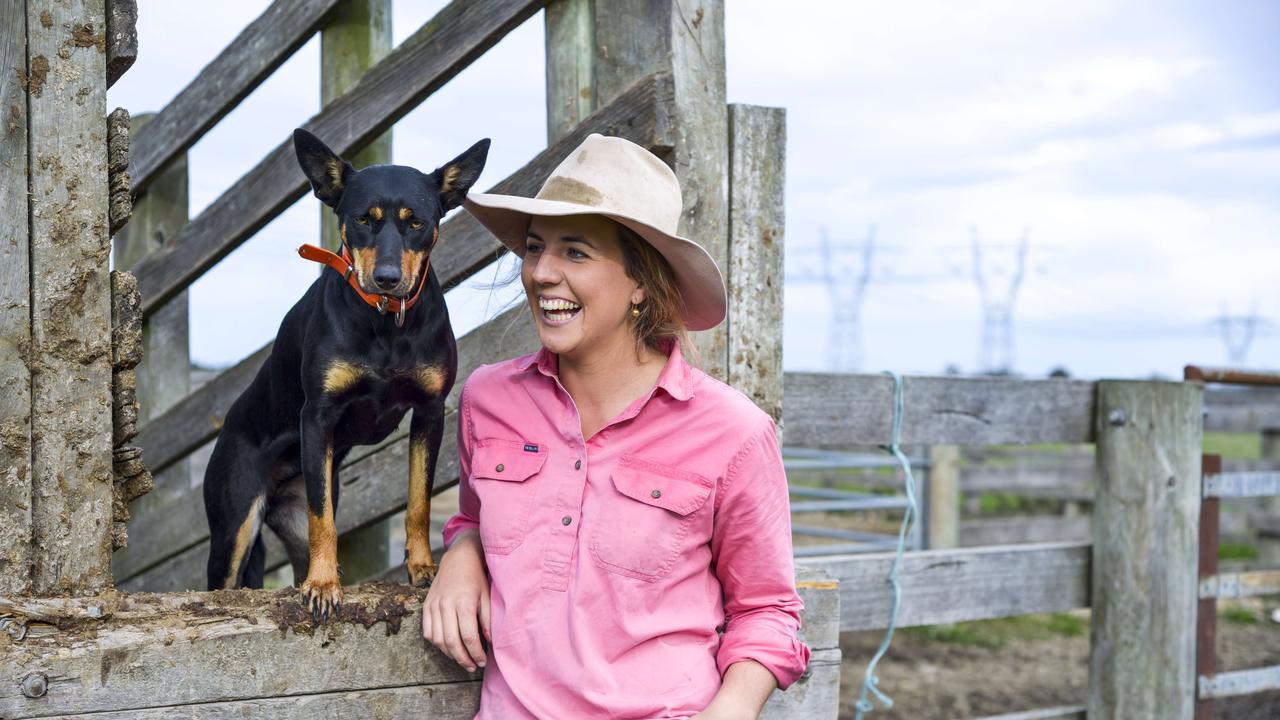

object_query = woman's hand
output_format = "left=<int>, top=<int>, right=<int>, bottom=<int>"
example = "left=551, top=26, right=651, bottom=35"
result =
left=422, top=528, right=491, bottom=672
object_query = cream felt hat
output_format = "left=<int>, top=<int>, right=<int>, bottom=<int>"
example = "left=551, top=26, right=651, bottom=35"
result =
left=463, top=134, right=727, bottom=331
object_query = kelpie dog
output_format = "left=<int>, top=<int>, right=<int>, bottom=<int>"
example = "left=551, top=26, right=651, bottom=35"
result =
left=203, top=129, right=488, bottom=620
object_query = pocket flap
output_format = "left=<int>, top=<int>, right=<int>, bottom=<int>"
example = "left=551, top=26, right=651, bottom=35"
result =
left=473, top=439, right=547, bottom=482
left=611, top=456, right=712, bottom=516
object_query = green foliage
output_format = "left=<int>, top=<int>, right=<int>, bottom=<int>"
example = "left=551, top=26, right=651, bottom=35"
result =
left=906, top=612, right=1090, bottom=648
left=1203, top=432, right=1262, bottom=460
left=1220, top=606, right=1257, bottom=625
left=1218, top=542, right=1258, bottom=561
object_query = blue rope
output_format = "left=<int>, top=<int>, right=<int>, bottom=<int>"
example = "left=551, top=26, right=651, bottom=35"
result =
left=853, top=372, right=918, bottom=718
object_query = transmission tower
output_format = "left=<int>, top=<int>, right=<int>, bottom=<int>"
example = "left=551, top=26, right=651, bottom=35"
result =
left=1211, top=304, right=1262, bottom=366
left=971, top=226, right=1029, bottom=374
left=820, top=226, right=875, bottom=372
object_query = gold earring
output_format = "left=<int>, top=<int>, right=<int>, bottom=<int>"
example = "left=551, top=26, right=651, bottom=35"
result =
left=631, top=305, right=641, bottom=318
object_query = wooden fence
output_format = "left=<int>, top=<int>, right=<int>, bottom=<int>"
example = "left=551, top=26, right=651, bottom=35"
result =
left=2, top=1, right=1267, bottom=718
left=0, top=0, right=841, bottom=718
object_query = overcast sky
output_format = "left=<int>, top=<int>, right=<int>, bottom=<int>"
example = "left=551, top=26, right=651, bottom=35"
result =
left=108, top=1, right=1280, bottom=379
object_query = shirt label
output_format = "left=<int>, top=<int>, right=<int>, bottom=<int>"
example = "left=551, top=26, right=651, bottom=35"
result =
left=524, top=443, right=539, bottom=453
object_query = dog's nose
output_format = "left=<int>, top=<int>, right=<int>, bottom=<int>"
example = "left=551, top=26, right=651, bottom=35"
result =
left=373, top=267, right=401, bottom=291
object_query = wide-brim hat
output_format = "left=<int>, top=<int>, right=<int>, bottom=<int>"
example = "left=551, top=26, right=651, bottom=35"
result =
left=463, top=133, right=727, bottom=331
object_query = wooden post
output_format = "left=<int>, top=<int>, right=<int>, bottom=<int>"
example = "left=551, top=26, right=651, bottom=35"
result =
left=26, top=0, right=116, bottom=594
left=322, top=0, right=395, bottom=582
left=1259, top=429, right=1280, bottom=566
left=1089, top=380, right=1202, bottom=720
left=727, top=104, right=784, bottom=426
left=544, top=0, right=594, bottom=145
left=110, top=113, right=191, bottom=579
left=0, top=2, right=32, bottom=595
left=319, top=0, right=391, bottom=253
left=926, top=445, right=961, bottom=549
left=548, top=0, right=730, bottom=379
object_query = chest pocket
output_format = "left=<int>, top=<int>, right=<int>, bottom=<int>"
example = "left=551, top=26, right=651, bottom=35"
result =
left=589, top=455, right=713, bottom=581
left=472, top=439, right=547, bottom=555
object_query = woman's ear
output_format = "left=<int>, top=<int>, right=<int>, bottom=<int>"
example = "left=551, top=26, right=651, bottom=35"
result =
left=631, top=285, right=647, bottom=305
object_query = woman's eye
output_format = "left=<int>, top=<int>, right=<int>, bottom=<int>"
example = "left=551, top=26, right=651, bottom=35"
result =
left=525, top=242, right=543, bottom=255
left=409, top=220, right=424, bottom=230
left=567, top=248, right=587, bottom=259
left=356, top=216, right=370, bottom=225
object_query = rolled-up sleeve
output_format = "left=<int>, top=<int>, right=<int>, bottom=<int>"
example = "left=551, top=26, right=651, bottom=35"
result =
left=711, top=420, right=810, bottom=689
left=441, top=382, right=480, bottom=548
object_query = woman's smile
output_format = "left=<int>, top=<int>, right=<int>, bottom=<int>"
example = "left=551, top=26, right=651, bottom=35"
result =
left=538, top=294, right=582, bottom=326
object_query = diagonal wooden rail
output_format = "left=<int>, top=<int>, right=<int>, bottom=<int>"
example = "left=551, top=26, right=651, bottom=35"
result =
left=130, top=0, right=547, bottom=317
left=128, top=0, right=343, bottom=196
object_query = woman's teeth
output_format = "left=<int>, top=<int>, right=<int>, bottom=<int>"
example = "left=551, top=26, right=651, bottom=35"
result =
left=539, top=297, right=581, bottom=324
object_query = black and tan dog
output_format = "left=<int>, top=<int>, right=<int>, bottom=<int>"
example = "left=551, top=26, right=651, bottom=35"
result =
left=203, top=128, right=488, bottom=619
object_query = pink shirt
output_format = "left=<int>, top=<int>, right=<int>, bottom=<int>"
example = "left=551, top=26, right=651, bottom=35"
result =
left=443, top=342, right=810, bottom=719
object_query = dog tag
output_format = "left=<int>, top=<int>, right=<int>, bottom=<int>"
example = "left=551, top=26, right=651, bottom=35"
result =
left=523, top=443, right=539, bottom=453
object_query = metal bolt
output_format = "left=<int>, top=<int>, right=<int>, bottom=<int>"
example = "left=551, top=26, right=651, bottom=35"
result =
left=21, top=672, right=47, bottom=698
left=1108, top=409, right=1127, bottom=426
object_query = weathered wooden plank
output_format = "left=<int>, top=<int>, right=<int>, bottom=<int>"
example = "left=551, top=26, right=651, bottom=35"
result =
left=112, top=113, right=191, bottom=426
left=961, top=464, right=1094, bottom=496
left=783, top=373, right=1097, bottom=447
left=39, top=683, right=482, bottom=720
left=104, top=0, right=136, bottom=87
left=974, top=706, right=1087, bottom=720
left=544, top=0, right=594, bottom=144
left=318, top=0, right=391, bottom=254
left=0, top=585, right=478, bottom=718
left=1202, top=386, right=1280, bottom=432
left=1089, top=381, right=1202, bottom=720
left=127, top=0, right=343, bottom=195
left=727, top=104, right=785, bottom=425
left=1198, top=569, right=1280, bottom=599
left=118, top=305, right=539, bottom=590
left=130, top=0, right=546, bottom=317
left=796, top=542, right=1091, bottom=632
left=592, top=0, right=729, bottom=378
left=0, top=0, right=31, bottom=595
left=131, top=71, right=675, bottom=479
left=26, top=0, right=115, bottom=595
left=1198, top=664, right=1280, bottom=700
left=960, top=515, right=1092, bottom=547
left=926, top=445, right=960, bottom=549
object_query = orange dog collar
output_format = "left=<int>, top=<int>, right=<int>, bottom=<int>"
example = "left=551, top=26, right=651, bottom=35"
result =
left=297, top=243, right=430, bottom=326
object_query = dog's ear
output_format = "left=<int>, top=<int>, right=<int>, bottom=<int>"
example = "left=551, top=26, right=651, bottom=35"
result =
left=293, top=129, right=354, bottom=208
left=434, top=138, right=490, bottom=212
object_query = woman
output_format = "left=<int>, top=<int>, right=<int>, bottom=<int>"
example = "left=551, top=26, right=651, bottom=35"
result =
left=423, top=133, right=809, bottom=719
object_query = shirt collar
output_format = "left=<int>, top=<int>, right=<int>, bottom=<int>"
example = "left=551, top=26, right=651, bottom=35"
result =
left=515, top=340, right=695, bottom=402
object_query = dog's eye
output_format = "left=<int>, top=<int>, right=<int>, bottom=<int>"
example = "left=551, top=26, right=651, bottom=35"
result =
left=409, top=220, right=424, bottom=230
left=356, top=216, right=370, bottom=225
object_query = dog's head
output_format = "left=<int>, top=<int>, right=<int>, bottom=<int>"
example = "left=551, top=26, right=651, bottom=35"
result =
left=293, top=128, right=490, bottom=298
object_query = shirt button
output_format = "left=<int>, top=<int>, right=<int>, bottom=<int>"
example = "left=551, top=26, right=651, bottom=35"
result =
left=651, top=489, right=662, bottom=499
left=562, top=516, right=573, bottom=526
left=495, top=463, right=504, bottom=472
left=575, top=459, right=582, bottom=470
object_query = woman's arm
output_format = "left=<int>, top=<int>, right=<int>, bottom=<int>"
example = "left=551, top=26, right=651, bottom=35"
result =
left=706, top=420, right=810, bottom=714
left=422, top=385, right=490, bottom=672
left=692, top=659, right=777, bottom=720
left=423, top=527, right=490, bottom=671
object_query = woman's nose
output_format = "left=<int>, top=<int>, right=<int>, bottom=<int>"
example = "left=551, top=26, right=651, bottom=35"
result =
left=529, top=254, right=561, bottom=284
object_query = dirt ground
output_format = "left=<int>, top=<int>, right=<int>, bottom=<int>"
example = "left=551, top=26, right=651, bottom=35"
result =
left=836, top=606, right=1280, bottom=719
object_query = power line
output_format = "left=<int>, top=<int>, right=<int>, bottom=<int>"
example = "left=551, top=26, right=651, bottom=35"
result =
left=971, top=226, right=1029, bottom=374
left=1211, top=303, right=1266, bottom=366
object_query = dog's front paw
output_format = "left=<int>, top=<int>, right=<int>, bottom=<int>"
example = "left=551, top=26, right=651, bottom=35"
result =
left=406, top=554, right=438, bottom=589
left=300, top=573, right=344, bottom=623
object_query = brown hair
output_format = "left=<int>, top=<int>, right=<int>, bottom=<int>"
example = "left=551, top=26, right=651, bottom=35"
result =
left=614, top=222, right=693, bottom=359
